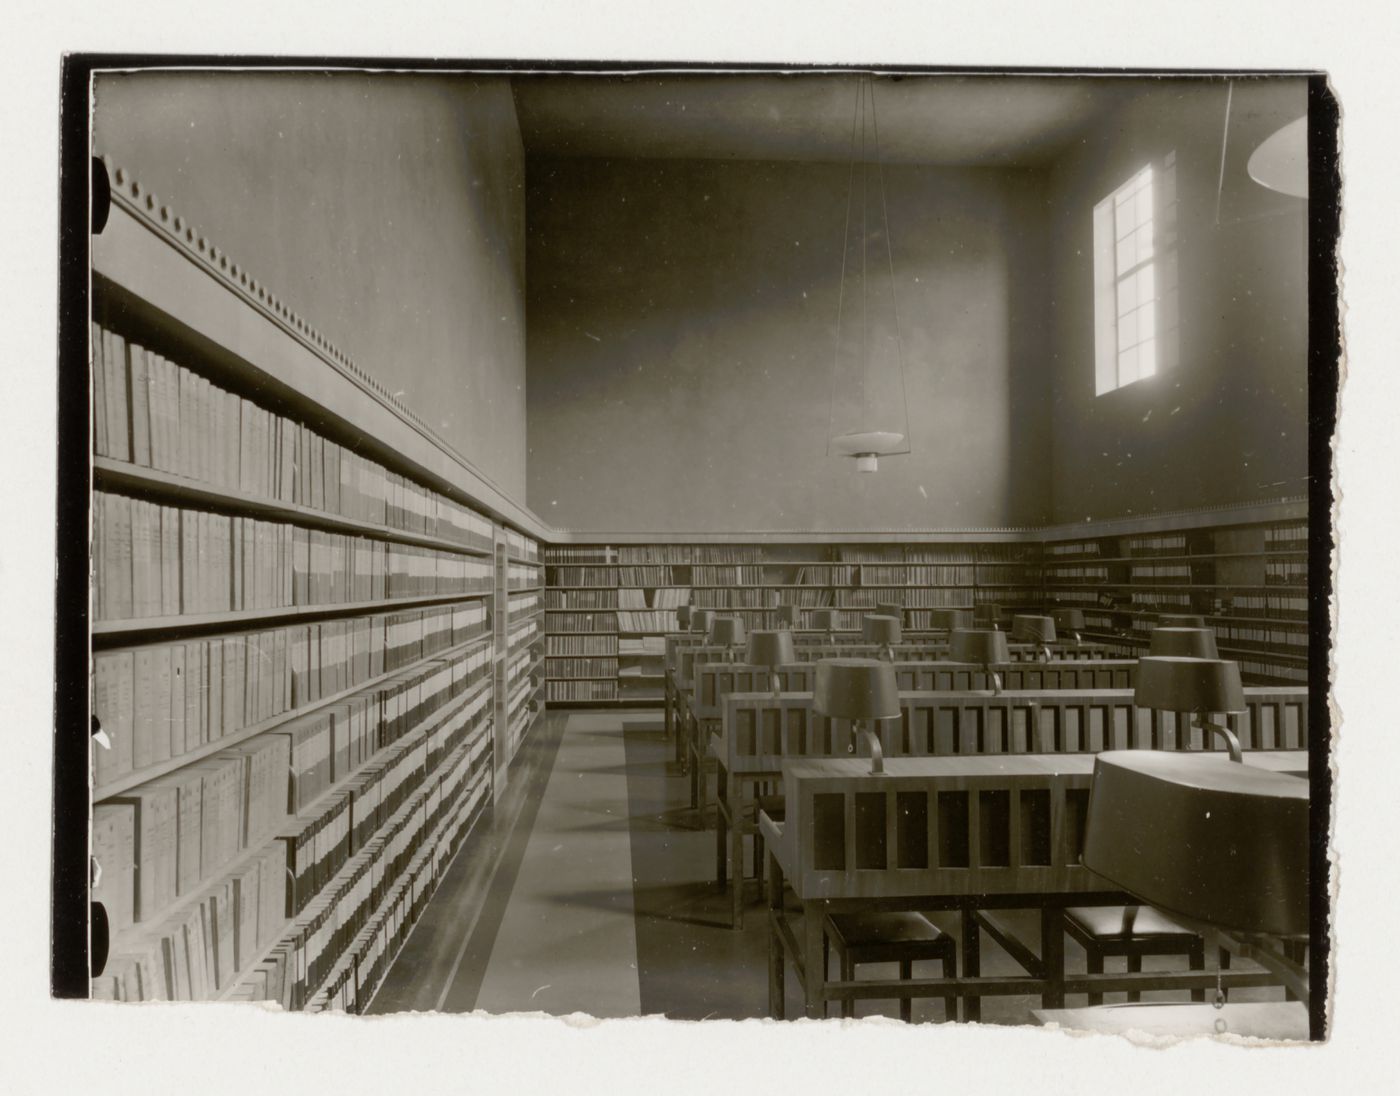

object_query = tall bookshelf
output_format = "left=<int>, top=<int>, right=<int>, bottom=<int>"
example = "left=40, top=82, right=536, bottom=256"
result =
left=1042, top=512, right=1309, bottom=685
left=86, top=160, right=545, bottom=1009
left=544, top=541, right=1043, bottom=705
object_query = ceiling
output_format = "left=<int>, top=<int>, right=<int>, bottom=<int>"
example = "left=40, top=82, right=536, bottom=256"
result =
left=511, top=73, right=1140, bottom=167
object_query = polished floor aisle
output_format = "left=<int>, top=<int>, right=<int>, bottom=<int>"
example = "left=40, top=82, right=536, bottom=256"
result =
left=370, top=710, right=1277, bottom=1022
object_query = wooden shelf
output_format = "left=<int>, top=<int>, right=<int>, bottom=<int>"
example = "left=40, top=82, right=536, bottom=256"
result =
left=95, top=631, right=493, bottom=801
left=93, top=590, right=489, bottom=642
left=93, top=458, right=494, bottom=557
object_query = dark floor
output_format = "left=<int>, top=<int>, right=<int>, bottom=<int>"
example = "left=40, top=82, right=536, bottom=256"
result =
left=371, top=709, right=1282, bottom=1023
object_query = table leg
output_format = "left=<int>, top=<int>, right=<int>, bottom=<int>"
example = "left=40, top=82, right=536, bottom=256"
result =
left=1040, top=906, right=1065, bottom=1009
left=803, top=902, right=827, bottom=1019
left=767, top=848, right=785, bottom=1020
left=730, top=794, right=746, bottom=930
left=961, top=909, right=981, bottom=1023
left=715, top=767, right=728, bottom=891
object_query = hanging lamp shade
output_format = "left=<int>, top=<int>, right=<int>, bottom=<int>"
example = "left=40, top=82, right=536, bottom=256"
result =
left=1134, top=656, right=1245, bottom=714
left=1011, top=614, right=1057, bottom=644
left=929, top=608, right=972, bottom=631
left=949, top=628, right=1010, bottom=665
left=708, top=617, right=747, bottom=648
left=747, top=629, right=797, bottom=669
left=676, top=605, right=691, bottom=630
left=861, top=614, right=902, bottom=647
left=813, top=658, right=900, bottom=722
left=1158, top=613, right=1207, bottom=629
left=1051, top=608, right=1086, bottom=632
left=1247, top=116, right=1308, bottom=200
left=811, top=608, right=840, bottom=632
left=775, top=604, right=797, bottom=627
left=690, top=609, right=714, bottom=635
left=1082, top=751, right=1309, bottom=937
left=1149, top=627, right=1220, bottom=659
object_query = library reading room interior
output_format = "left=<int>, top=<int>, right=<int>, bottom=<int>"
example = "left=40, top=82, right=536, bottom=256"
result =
left=78, top=68, right=1328, bottom=1039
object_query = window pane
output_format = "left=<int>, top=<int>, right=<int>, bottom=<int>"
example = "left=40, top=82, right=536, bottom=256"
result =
left=1137, top=301, right=1156, bottom=342
left=1117, top=275, right=1138, bottom=315
left=1117, top=235, right=1134, bottom=273
left=1136, top=185, right=1153, bottom=228
left=1118, top=344, right=1139, bottom=384
left=1134, top=223, right=1154, bottom=265
left=1137, top=264, right=1156, bottom=303
left=1118, top=308, right=1138, bottom=351
left=1115, top=201, right=1135, bottom=240
left=1138, top=338, right=1157, bottom=378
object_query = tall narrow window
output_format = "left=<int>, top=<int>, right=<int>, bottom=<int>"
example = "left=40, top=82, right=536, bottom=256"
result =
left=1094, top=158, right=1177, bottom=395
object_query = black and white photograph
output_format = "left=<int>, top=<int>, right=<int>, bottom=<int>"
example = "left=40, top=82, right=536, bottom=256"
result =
left=6, top=3, right=1398, bottom=1091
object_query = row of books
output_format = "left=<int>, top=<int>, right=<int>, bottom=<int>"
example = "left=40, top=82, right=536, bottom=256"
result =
left=1265, top=523, right=1308, bottom=552
left=91, top=602, right=488, bottom=788
left=545, top=657, right=618, bottom=679
left=508, top=561, right=541, bottom=590
left=1123, top=533, right=1189, bottom=557
left=542, top=546, right=615, bottom=564
left=508, top=591, right=539, bottom=617
left=793, top=565, right=858, bottom=585
left=503, top=527, right=540, bottom=563
left=1128, top=564, right=1194, bottom=584
left=545, top=589, right=618, bottom=610
left=1045, top=541, right=1103, bottom=559
left=860, top=565, right=976, bottom=585
left=690, top=565, right=767, bottom=586
left=94, top=645, right=490, bottom=940
left=692, top=588, right=776, bottom=609
left=1227, top=593, right=1309, bottom=621
left=617, top=586, right=689, bottom=610
left=618, top=545, right=765, bottom=564
left=619, top=636, right=665, bottom=656
left=298, top=748, right=490, bottom=1012
left=1265, top=559, right=1308, bottom=585
left=507, top=619, right=541, bottom=656
left=546, top=566, right=619, bottom=587
left=616, top=566, right=678, bottom=587
left=548, top=635, right=618, bottom=656
left=547, top=680, right=618, bottom=701
left=1216, top=624, right=1310, bottom=650
left=545, top=611, right=618, bottom=633
left=92, top=324, right=496, bottom=550
left=94, top=492, right=492, bottom=622
left=1235, top=657, right=1308, bottom=684
left=1042, top=564, right=1112, bottom=582
left=616, top=607, right=680, bottom=635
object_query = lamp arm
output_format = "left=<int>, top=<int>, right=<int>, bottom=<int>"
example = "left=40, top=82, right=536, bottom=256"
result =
left=857, top=720, right=885, bottom=775
left=989, top=667, right=1003, bottom=695
left=770, top=671, right=782, bottom=698
left=1198, top=715, right=1244, bottom=763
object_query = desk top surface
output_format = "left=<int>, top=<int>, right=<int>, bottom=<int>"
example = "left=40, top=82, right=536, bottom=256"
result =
left=779, top=750, right=1306, bottom=783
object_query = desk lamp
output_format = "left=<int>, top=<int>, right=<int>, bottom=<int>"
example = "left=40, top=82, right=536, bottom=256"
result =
left=775, top=604, right=797, bottom=628
left=861, top=613, right=902, bottom=662
left=1050, top=608, right=1086, bottom=645
left=676, top=605, right=691, bottom=631
left=813, top=658, right=900, bottom=775
left=708, top=616, right=747, bottom=663
left=1159, top=613, right=1207, bottom=629
left=811, top=608, right=840, bottom=648
left=1011, top=614, right=1057, bottom=662
left=1149, top=627, right=1219, bottom=659
left=747, top=629, right=797, bottom=696
left=929, top=608, right=971, bottom=633
left=690, top=609, right=713, bottom=639
left=1135, top=655, right=1247, bottom=759
left=874, top=600, right=903, bottom=628
left=949, top=628, right=1010, bottom=694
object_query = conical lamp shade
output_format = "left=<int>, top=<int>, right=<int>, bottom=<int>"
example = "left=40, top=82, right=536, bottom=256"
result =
left=676, top=605, right=692, bottom=630
left=862, top=614, right=902, bottom=646
left=813, top=658, right=900, bottom=721
left=1012, top=614, right=1057, bottom=643
left=811, top=608, right=840, bottom=631
left=1083, top=751, right=1309, bottom=936
left=929, top=608, right=972, bottom=631
left=1134, top=656, right=1245, bottom=713
left=747, top=629, right=797, bottom=669
left=690, top=609, right=714, bottom=635
left=1149, top=627, right=1219, bottom=659
left=949, top=628, right=1010, bottom=665
left=1051, top=608, right=1086, bottom=632
left=708, top=617, right=747, bottom=647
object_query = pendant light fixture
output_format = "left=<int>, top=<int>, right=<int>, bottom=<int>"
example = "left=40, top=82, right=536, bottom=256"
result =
left=826, top=74, right=913, bottom=474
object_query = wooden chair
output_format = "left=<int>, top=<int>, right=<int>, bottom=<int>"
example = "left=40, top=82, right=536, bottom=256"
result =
left=823, top=912, right=957, bottom=1022
left=1063, top=905, right=1206, bottom=1005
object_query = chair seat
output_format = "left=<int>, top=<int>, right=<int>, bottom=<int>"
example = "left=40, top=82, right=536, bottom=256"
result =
left=828, top=911, right=949, bottom=950
left=1066, top=905, right=1194, bottom=940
